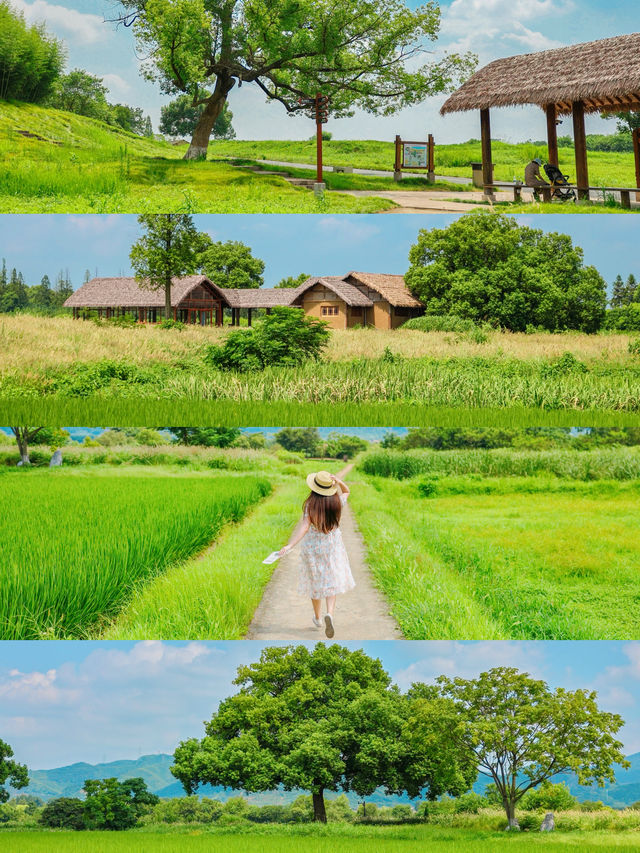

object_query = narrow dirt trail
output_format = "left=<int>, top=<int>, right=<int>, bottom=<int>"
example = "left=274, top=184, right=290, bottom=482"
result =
left=246, top=465, right=402, bottom=641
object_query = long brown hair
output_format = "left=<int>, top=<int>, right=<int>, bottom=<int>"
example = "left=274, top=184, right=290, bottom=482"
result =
left=304, top=491, right=342, bottom=534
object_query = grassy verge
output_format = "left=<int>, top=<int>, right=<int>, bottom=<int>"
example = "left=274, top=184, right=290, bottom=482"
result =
left=102, top=473, right=313, bottom=640
left=349, top=467, right=640, bottom=640
left=0, top=469, right=271, bottom=639
left=5, top=826, right=640, bottom=852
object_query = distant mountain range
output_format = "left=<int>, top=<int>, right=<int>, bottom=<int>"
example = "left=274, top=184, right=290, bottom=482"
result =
left=14, top=752, right=640, bottom=809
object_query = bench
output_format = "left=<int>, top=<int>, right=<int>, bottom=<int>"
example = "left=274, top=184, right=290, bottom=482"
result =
left=573, top=186, right=640, bottom=209
left=485, top=182, right=640, bottom=208
left=483, top=181, right=529, bottom=202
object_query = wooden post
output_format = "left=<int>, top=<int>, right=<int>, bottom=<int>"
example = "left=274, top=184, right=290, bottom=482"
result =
left=546, top=104, right=558, bottom=167
left=427, top=133, right=435, bottom=182
left=247, top=308, right=252, bottom=327
left=633, top=128, right=640, bottom=202
left=394, top=134, right=402, bottom=181
left=480, top=108, right=493, bottom=194
left=572, top=101, right=589, bottom=200
left=316, top=93, right=323, bottom=184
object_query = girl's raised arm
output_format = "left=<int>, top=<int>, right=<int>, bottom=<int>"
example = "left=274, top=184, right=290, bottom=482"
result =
left=331, top=475, right=350, bottom=499
left=278, top=515, right=311, bottom=557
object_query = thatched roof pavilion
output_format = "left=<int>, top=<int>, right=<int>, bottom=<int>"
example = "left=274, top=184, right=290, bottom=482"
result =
left=441, top=32, right=640, bottom=198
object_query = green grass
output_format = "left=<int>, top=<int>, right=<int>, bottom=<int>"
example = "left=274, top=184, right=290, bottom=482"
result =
left=211, top=138, right=640, bottom=188
left=349, top=466, right=640, bottom=640
left=103, top=469, right=319, bottom=640
left=3, top=355, right=640, bottom=413
left=0, top=102, right=392, bottom=213
left=0, top=469, right=271, bottom=639
left=4, top=827, right=640, bottom=852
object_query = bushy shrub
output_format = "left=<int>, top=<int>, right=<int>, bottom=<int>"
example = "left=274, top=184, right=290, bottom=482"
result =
left=520, top=782, right=577, bottom=812
left=579, top=800, right=607, bottom=811
left=540, top=352, right=588, bottom=377
left=453, top=792, right=489, bottom=814
left=40, top=798, right=86, bottom=831
left=629, top=338, right=640, bottom=356
left=518, top=812, right=543, bottom=831
left=159, top=318, right=186, bottom=330
left=605, top=304, right=640, bottom=331
left=402, top=314, right=479, bottom=333
left=206, top=308, right=330, bottom=372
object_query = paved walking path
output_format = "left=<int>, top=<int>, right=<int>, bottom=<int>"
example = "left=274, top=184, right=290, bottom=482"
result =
left=246, top=465, right=402, bottom=641
left=256, top=158, right=472, bottom=185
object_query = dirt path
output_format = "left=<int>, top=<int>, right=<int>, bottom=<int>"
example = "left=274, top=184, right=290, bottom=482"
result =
left=246, top=465, right=402, bottom=641
left=342, top=189, right=515, bottom=212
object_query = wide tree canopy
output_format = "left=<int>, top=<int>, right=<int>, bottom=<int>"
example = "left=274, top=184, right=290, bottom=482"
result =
left=171, top=644, right=471, bottom=822
left=199, top=240, right=264, bottom=289
left=405, top=213, right=607, bottom=333
left=408, top=667, right=628, bottom=827
left=114, top=0, right=475, bottom=158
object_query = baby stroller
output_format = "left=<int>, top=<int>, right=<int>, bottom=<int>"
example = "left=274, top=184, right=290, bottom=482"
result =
left=543, top=163, right=577, bottom=202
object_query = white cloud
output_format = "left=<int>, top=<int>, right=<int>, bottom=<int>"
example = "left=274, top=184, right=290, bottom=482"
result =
left=316, top=217, right=380, bottom=245
left=11, top=0, right=105, bottom=44
left=101, top=73, right=132, bottom=97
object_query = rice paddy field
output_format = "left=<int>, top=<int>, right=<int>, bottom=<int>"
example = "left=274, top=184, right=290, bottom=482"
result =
left=3, top=827, right=640, bottom=852
left=0, top=468, right=271, bottom=639
left=350, top=447, right=640, bottom=640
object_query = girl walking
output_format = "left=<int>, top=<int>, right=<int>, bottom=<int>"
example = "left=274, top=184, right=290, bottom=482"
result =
left=278, top=470, right=355, bottom=638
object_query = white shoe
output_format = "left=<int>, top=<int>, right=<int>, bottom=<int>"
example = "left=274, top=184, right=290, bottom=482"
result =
left=312, top=617, right=322, bottom=628
left=324, top=614, right=335, bottom=638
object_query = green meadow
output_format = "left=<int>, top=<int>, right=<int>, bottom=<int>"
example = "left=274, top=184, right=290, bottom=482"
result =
left=5, top=826, right=640, bottom=852
left=350, top=448, right=640, bottom=640
left=0, top=102, right=390, bottom=213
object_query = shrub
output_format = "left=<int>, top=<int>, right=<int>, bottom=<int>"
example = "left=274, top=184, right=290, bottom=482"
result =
left=40, top=798, right=86, bottom=831
left=518, top=812, right=543, bottom=831
left=540, top=352, right=588, bottom=378
left=453, top=792, right=489, bottom=814
left=159, top=318, right=186, bottom=330
left=604, top=304, right=640, bottom=331
left=520, top=782, right=577, bottom=812
left=628, top=338, right=640, bottom=356
left=206, top=307, right=329, bottom=372
left=417, top=478, right=438, bottom=497
left=402, top=314, right=479, bottom=333
left=579, top=800, right=607, bottom=811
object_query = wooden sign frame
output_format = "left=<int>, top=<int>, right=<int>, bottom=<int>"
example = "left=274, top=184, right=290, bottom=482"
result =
left=394, top=134, right=435, bottom=181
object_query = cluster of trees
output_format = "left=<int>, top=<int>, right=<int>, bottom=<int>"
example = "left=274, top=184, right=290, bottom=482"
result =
left=0, top=5, right=152, bottom=134
left=381, top=427, right=640, bottom=452
left=0, top=1, right=64, bottom=103
left=39, top=778, right=158, bottom=831
left=405, top=214, right=608, bottom=334
left=46, top=70, right=153, bottom=136
left=606, top=274, right=640, bottom=331
left=171, top=646, right=626, bottom=827
left=274, top=428, right=368, bottom=460
left=160, top=96, right=234, bottom=140
left=0, top=261, right=74, bottom=314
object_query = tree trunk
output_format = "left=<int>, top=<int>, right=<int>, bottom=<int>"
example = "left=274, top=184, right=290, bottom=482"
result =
left=13, top=430, right=30, bottom=466
left=505, top=800, right=519, bottom=830
left=184, top=79, right=234, bottom=161
left=165, top=280, right=171, bottom=320
left=312, top=790, right=327, bottom=823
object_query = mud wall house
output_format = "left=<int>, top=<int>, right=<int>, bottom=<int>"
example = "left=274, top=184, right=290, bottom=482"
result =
left=289, top=272, right=423, bottom=330
left=63, top=275, right=230, bottom=325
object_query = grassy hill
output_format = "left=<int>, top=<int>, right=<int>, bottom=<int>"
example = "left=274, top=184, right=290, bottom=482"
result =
left=0, top=101, right=391, bottom=213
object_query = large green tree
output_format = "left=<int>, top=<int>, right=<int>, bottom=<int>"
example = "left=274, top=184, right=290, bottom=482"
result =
left=171, top=644, right=471, bottom=822
left=130, top=214, right=208, bottom=318
left=113, top=0, right=475, bottom=159
left=0, top=2, right=64, bottom=103
left=409, top=667, right=628, bottom=828
left=0, top=739, right=28, bottom=803
left=48, top=70, right=110, bottom=121
left=276, top=272, right=309, bottom=289
left=83, top=777, right=158, bottom=830
left=199, top=240, right=264, bottom=289
left=405, top=213, right=608, bottom=333
left=160, top=94, right=235, bottom=138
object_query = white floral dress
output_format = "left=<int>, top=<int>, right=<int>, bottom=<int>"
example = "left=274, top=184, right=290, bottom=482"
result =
left=298, top=494, right=356, bottom=598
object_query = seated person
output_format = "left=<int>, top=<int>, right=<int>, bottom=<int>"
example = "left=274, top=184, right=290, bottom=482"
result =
left=524, top=157, right=549, bottom=199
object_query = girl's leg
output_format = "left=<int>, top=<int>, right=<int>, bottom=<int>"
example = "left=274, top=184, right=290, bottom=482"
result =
left=312, top=598, right=322, bottom=619
left=325, top=595, right=336, bottom=616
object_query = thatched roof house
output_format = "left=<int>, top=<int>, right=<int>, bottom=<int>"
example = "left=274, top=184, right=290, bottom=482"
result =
left=65, top=271, right=421, bottom=329
left=64, top=275, right=230, bottom=325
left=290, top=272, right=422, bottom=329
left=441, top=32, right=640, bottom=197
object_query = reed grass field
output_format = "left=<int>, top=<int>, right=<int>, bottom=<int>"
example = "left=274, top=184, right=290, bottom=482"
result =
left=350, top=454, right=640, bottom=640
left=4, top=826, right=640, bottom=852
left=0, top=469, right=271, bottom=639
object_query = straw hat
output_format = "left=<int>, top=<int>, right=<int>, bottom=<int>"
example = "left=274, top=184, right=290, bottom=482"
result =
left=306, top=470, right=337, bottom=496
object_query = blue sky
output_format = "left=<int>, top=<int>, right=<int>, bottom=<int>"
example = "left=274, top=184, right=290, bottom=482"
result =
left=1, top=640, right=639, bottom=769
left=1, top=214, right=637, bottom=291
left=9, top=0, right=639, bottom=141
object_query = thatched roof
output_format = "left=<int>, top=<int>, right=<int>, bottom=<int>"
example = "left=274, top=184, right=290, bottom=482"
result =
left=292, top=276, right=374, bottom=307
left=64, top=276, right=228, bottom=308
left=221, top=288, right=297, bottom=309
left=347, top=272, right=421, bottom=308
left=441, top=32, right=640, bottom=115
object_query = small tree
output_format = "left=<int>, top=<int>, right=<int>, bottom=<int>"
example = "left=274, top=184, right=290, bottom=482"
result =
left=415, top=667, right=628, bottom=829
left=160, top=95, right=235, bottom=139
left=114, top=0, right=475, bottom=160
left=274, top=427, right=323, bottom=457
left=0, top=739, right=28, bottom=803
left=130, top=214, right=207, bottom=319
left=48, top=70, right=110, bottom=120
left=520, top=781, right=577, bottom=812
left=40, top=797, right=86, bottom=830
left=199, top=241, right=265, bottom=290
left=83, top=777, right=158, bottom=830
left=276, top=273, right=310, bottom=289
left=611, top=274, right=626, bottom=308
